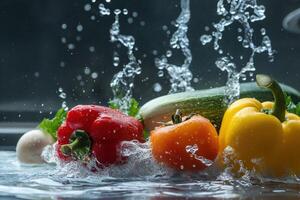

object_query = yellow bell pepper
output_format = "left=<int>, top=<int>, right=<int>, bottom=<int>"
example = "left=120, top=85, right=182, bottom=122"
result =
left=218, top=74, right=300, bottom=177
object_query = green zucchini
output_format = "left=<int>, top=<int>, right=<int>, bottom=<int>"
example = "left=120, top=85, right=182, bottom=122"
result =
left=139, top=82, right=300, bottom=131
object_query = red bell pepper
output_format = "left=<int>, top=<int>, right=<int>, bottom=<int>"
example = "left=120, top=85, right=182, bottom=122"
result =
left=56, top=105, right=144, bottom=166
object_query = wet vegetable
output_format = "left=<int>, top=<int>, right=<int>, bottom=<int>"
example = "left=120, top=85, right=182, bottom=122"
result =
left=16, top=129, right=54, bottom=164
left=57, top=105, right=144, bottom=167
left=16, top=109, right=66, bottom=164
left=218, top=74, right=300, bottom=177
left=139, top=82, right=300, bottom=132
left=150, top=110, right=219, bottom=171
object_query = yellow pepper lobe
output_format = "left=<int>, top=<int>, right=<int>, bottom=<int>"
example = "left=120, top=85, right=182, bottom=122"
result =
left=219, top=98, right=284, bottom=175
left=219, top=74, right=300, bottom=177
left=282, top=118, right=300, bottom=175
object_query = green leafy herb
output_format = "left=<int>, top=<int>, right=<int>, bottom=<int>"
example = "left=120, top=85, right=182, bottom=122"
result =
left=143, top=130, right=150, bottom=139
left=285, top=93, right=300, bottom=116
left=108, top=98, right=140, bottom=117
left=108, top=100, right=119, bottom=110
left=38, top=108, right=67, bottom=140
left=127, top=98, right=140, bottom=117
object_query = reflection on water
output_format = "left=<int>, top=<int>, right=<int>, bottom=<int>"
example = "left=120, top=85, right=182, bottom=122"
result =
left=1, top=150, right=300, bottom=199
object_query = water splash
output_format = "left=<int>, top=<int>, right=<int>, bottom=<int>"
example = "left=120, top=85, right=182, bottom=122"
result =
left=185, top=144, right=214, bottom=167
left=99, top=4, right=141, bottom=113
left=201, top=0, right=274, bottom=104
left=155, top=0, right=194, bottom=93
left=42, top=141, right=169, bottom=179
left=58, top=87, right=68, bottom=111
left=109, top=9, right=141, bottom=113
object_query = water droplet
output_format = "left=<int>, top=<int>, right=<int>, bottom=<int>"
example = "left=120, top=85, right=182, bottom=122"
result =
left=91, top=72, right=98, bottom=79
left=84, top=4, right=92, bottom=12
left=84, top=67, right=91, bottom=75
left=166, top=50, right=172, bottom=57
left=61, top=24, right=67, bottom=30
left=132, top=12, right=138, bottom=18
left=127, top=17, right=133, bottom=24
left=200, top=35, right=212, bottom=45
left=123, top=9, right=128, bottom=15
left=89, top=46, right=95, bottom=52
left=61, top=37, right=66, bottom=44
left=34, top=72, right=40, bottom=78
left=67, top=43, right=75, bottom=50
left=76, top=24, right=83, bottom=32
left=153, top=83, right=162, bottom=92
left=140, top=21, right=146, bottom=26
left=157, top=70, right=164, bottom=77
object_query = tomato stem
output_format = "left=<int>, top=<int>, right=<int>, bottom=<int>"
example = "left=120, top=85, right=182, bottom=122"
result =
left=256, top=74, right=286, bottom=122
left=172, top=109, right=183, bottom=124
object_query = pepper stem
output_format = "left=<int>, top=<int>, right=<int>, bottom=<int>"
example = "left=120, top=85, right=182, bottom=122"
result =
left=256, top=74, right=286, bottom=122
left=60, top=130, right=91, bottom=160
left=172, top=109, right=183, bottom=124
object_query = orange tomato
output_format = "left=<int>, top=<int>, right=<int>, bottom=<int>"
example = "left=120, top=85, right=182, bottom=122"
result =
left=150, top=114, right=219, bottom=171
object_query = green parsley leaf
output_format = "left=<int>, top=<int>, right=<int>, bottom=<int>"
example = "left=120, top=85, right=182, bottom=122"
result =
left=38, top=108, right=67, bottom=140
left=285, top=93, right=300, bottom=116
left=143, top=130, right=150, bottom=139
left=108, top=98, right=140, bottom=117
left=108, top=100, right=119, bottom=110
left=127, top=98, right=140, bottom=117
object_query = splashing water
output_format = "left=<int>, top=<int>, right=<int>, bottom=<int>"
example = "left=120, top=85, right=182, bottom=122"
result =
left=200, top=0, right=274, bottom=103
left=58, top=87, right=68, bottom=111
left=42, top=141, right=170, bottom=179
left=155, top=0, right=194, bottom=93
left=101, top=7, right=142, bottom=113
left=185, top=144, right=214, bottom=167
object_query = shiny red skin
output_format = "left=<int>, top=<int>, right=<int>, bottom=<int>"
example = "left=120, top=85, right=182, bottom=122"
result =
left=56, top=105, right=144, bottom=166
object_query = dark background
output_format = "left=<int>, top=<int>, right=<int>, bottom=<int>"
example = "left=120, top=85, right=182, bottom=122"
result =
left=0, top=0, right=300, bottom=122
